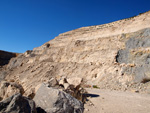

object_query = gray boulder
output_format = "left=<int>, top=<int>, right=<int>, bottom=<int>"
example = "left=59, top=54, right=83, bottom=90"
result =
left=0, top=93, right=37, bottom=113
left=33, top=83, right=84, bottom=113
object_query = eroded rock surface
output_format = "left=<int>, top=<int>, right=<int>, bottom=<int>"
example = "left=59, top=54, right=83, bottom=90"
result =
left=0, top=11, right=150, bottom=96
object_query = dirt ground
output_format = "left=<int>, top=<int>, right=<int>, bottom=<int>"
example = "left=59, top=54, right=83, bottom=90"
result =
left=84, top=88, right=150, bottom=113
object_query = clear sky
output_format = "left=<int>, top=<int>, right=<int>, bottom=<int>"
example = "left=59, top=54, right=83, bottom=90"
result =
left=0, top=0, right=150, bottom=53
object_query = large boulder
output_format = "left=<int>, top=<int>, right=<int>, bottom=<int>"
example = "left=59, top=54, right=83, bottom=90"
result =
left=0, top=93, right=37, bottom=113
left=0, top=81, right=24, bottom=101
left=49, top=77, right=87, bottom=102
left=33, top=83, right=84, bottom=113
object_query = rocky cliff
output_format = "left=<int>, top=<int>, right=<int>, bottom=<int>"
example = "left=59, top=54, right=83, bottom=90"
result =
left=0, top=50, right=17, bottom=66
left=1, top=11, right=150, bottom=96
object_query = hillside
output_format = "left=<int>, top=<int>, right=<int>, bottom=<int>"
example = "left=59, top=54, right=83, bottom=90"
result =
left=0, top=11, right=150, bottom=113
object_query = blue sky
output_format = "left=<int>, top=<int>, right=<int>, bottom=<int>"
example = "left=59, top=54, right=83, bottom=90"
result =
left=0, top=0, right=150, bottom=53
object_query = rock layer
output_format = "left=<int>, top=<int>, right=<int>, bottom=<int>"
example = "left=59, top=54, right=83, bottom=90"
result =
left=0, top=11, right=150, bottom=95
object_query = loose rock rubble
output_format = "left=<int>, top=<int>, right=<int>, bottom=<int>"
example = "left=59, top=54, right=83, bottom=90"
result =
left=0, top=81, right=24, bottom=101
left=0, top=78, right=86, bottom=113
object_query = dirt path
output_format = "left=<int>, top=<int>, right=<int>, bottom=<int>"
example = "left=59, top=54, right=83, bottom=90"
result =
left=84, top=88, right=150, bottom=113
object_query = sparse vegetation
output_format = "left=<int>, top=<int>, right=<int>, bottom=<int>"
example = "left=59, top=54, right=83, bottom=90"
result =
left=93, top=85, right=99, bottom=89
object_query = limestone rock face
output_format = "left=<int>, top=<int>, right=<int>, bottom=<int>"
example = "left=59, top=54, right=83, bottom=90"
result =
left=33, top=83, right=84, bottom=113
left=0, top=11, right=150, bottom=94
left=0, top=93, right=37, bottom=113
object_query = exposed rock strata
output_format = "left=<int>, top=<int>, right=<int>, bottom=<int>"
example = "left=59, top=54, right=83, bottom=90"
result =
left=0, top=11, right=150, bottom=96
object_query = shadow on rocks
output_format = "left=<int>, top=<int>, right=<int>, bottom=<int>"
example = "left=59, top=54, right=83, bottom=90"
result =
left=84, top=93, right=100, bottom=98
left=36, top=107, right=47, bottom=113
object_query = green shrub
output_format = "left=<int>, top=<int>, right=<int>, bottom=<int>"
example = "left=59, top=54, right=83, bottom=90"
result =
left=93, top=85, right=99, bottom=88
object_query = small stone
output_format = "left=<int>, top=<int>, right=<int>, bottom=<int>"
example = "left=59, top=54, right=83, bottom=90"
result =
left=63, top=83, right=70, bottom=89
left=47, top=78, right=58, bottom=87
left=59, top=77, right=68, bottom=85
left=135, top=90, right=139, bottom=93
left=89, top=102, right=94, bottom=106
left=85, top=109, right=89, bottom=111
left=67, top=77, right=83, bottom=88
left=131, top=89, right=139, bottom=93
